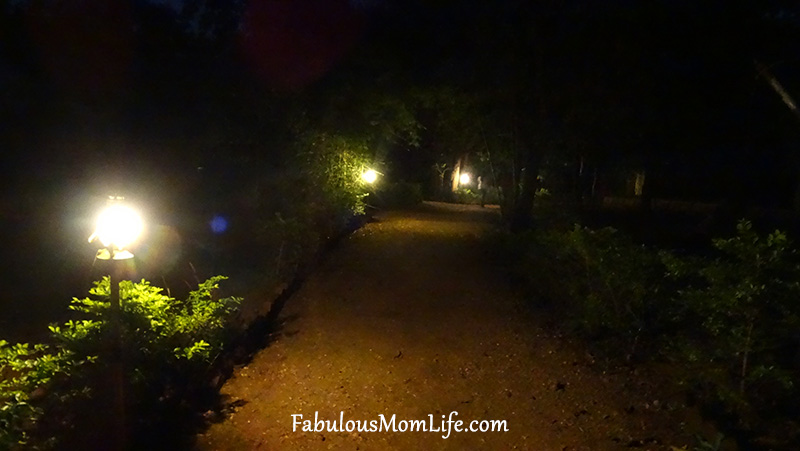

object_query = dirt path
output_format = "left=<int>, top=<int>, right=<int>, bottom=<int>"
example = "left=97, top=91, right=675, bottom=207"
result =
left=197, top=202, right=688, bottom=450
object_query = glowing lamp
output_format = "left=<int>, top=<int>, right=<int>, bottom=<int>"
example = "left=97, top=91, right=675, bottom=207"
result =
left=459, top=173, right=471, bottom=185
left=361, top=169, right=378, bottom=184
left=89, top=203, right=143, bottom=260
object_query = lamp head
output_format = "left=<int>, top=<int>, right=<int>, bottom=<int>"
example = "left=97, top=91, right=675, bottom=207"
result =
left=89, top=202, right=143, bottom=259
left=361, top=169, right=378, bottom=184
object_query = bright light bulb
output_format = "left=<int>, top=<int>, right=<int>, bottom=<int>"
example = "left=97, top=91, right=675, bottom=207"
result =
left=90, top=204, right=143, bottom=250
left=459, top=173, right=471, bottom=185
left=361, top=169, right=378, bottom=184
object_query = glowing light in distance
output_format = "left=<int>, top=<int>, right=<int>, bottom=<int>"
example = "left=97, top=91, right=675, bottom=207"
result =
left=459, top=173, right=471, bottom=185
left=361, top=169, right=378, bottom=184
left=89, top=204, right=143, bottom=250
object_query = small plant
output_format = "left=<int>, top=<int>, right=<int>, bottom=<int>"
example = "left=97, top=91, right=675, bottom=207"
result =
left=52, top=276, right=242, bottom=392
left=507, top=219, right=800, bottom=448
left=1, top=276, right=241, bottom=448
left=0, top=341, right=84, bottom=449
left=664, top=221, right=800, bottom=443
left=512, top=225, right=669, bottom=358
left=453, top=187, right=480, bottom=204
left=298, top=132, right=373, bottom=220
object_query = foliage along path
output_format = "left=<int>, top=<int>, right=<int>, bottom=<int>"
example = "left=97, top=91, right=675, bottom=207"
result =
left=197, top=202, right=689, bottom=450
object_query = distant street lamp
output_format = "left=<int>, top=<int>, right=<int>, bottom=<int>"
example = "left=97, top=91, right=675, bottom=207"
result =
left=361, top=169, right=379, bottom=184
left=88, top=197, right=143, bottom=449
left=459, top=172, right=472, bottom=186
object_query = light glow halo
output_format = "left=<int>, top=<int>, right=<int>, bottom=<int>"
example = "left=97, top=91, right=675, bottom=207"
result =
left=361, top=169, right=378, bottom=184
left=89, top=204, right=143, bottom=250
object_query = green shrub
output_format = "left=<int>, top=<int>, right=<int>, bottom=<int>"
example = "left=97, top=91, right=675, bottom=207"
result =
left=452, top=188, right=480, bottom=204
left=513, top=225, right=669, bottom=357
left=506, top=220, right=800, bottom=448
left=0, top=341, right=83, bottom=449
left=664, top=221, right=800, bottom=444
left=51, top=276, right=241, bottom=392
left=0, top=276, right=240, bottom=448
left=452, top=186, right=502, bottom=205
left=297, top=132, right=372, bottom=220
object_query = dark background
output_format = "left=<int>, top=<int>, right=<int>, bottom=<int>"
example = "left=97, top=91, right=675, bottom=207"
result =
left=2, top=0, right=800, bottom=339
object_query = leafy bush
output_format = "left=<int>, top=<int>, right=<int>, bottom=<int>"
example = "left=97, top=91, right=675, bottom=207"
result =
left=0, top=276, right=240, bottom=448
left=507, top=220, right=800, bottom=448
left=453, top=188, right=480, bottom=205
left=453, top=187, right=502, bottom=205
left=663, top=221, right=800, bottom=445
left=0, top=342, right=83, bottom=449
left=297, top=132, right=372, bottom=221
left=52, top=276, right=241, bottom=394
left=512, top=225, right=669, bottom=358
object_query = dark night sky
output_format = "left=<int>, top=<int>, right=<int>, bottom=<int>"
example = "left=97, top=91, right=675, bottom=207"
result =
left=1, top=0, right=800, bottom=207
left=1, top=0, right=800, bottom=305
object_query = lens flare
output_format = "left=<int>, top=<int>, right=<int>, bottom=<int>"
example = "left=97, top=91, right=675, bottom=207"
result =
left=210, top=215, right=229, bottom=234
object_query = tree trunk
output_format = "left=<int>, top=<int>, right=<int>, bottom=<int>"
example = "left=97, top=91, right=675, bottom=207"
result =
left=639, top=161, right=653, bottom=214
left=509, top=148, right=543, bottom=232
left=451, top=158, right=462, bottom=192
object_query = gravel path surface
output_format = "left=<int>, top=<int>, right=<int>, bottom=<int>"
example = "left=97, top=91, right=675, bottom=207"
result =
left=196, top=202, right=688, bottom=450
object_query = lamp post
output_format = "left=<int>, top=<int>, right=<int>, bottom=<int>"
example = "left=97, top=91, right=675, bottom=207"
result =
left=88, top=198, right=143, bottom=450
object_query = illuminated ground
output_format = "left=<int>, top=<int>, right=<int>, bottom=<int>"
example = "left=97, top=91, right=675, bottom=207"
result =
left=197, top=202, right=691, bottom=450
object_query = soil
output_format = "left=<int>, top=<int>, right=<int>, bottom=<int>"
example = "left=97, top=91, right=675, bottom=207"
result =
left=196, top=202, right=697, bottom=450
